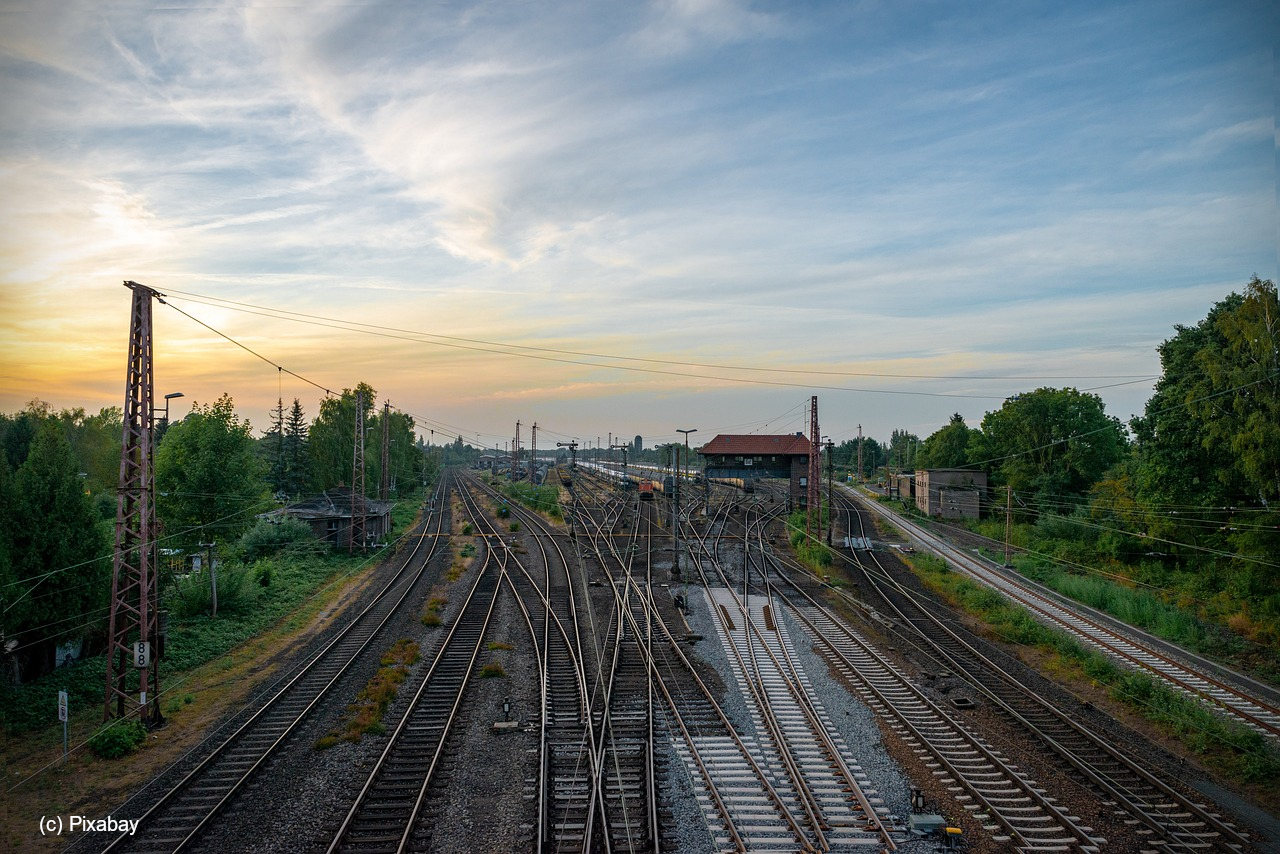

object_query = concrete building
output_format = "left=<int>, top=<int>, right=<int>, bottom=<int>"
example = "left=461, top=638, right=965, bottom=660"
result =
left=915, top=469, right=988, bottom=519
left=698, top=433, right=813, bottom=508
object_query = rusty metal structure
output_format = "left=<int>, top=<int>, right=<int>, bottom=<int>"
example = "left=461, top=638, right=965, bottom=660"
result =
left=104, top=281, right=163, bottom=724
left=379, top=400, right=391, bottom=502
left=512, top=420, right=521, bottom=480
left=529, top=422, right=537, bottom=481
left=808, top=395, right=820, bottom=540
left=350, top=390, right=366, bottom=552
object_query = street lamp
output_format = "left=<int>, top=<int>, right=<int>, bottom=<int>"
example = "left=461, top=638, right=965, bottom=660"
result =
left=156, top=391, right=185, bottom=441
left=676, top=428, right=697, bottom=484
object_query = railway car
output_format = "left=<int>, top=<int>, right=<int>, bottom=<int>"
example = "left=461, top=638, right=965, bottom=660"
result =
left=638, top=480, right=655, bottom=500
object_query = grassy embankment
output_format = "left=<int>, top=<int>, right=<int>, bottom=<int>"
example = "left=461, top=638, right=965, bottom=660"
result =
left=873, top=490, right=1278, bottom=685
left=0, top=493, right=426, bottom=742
left=900, top=546, right=1280, bottom=789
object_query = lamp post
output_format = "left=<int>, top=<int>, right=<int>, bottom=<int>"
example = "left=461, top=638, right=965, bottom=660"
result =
left=156, top=391, right=184, bottom=440
left=823, top=437, right=834, bottom=546
left=676, top=428, right=697, bottom=494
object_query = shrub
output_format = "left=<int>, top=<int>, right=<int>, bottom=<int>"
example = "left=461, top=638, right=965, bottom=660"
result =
left=166, top=561, right=257, bottom=618
left=480, top=662, right=506, bottom=678
left=509, top=522, right=521, bottom=533
left=236, top=517, right=318, bottom=561
left=88, top=720, right=147, bottom=759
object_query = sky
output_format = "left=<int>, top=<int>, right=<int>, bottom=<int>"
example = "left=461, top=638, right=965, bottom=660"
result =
left=0, top=0, right=1274, bottom=451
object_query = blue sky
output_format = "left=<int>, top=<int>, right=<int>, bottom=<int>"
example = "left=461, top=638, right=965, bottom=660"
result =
left=0, top=0, right=1274, bottom=449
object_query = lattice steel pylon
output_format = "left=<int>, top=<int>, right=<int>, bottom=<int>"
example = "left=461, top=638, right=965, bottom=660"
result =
left=104, top=281, right=163, bottom=724
left=350, top=390, right=366, bottom=553
left=808, top=395, right=820, bottom=539
left=379, top=400, right=391, bottom=502
left=529, top=422, right=537, bottom=481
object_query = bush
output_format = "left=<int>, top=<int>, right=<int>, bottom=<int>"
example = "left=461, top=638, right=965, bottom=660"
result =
left=480, top=662, right=506, bottom=678
left=88, top=720, right=147, bottom=759
left=236, top=517, right=319, bottom=561
left=166, top=561, right=256, bottom=618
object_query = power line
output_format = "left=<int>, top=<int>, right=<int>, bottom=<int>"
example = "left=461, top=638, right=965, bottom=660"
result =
left=160, top=287, right=1157, bottom=381
left=159, top=293, right=1067, bottom=400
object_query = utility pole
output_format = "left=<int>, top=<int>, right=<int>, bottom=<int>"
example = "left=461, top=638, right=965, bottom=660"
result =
left=379, top=400, right=391, bottom=502
left=670, top=444, right=680, bottom=579
left=350, top=391, right=366, bottom=553
left=807, top=396, right=820, bottom=542
left=105, top=281, right=163, bottom=726
left=825, top=439, right=834, bottom=546
left=513, top=420, right=521, bottom=481
left=1004, top=484, right=1013, bottom=567
left=529, top=422, right=537, bottom=482
left=857, top=424, right=863, bottom=482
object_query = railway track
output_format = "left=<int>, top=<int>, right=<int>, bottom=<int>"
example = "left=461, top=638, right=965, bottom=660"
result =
left=327, top=479, right=504, bottom=853
left=464, top=473, right=601, bottom=853
left=92, top=476, right=454, bottom=854
left=851, top=487, right=1280, bottom=741
left=820, top=492, right=1253, bottom=852
left=706, top=498, right=1104, bottom=852
left=679, top=499, right=902, bottom=852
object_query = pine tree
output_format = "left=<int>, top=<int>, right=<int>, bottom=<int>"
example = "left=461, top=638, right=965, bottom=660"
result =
left=265, top=398, right=287, bottom=495
left=283, top=398, right=309, bottom=496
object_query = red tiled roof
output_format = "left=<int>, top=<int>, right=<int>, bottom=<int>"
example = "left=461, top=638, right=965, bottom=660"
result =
left=698, top=434, right=812, bottom=456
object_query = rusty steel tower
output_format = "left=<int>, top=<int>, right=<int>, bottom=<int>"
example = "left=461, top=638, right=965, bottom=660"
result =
left=350, top=390, right=366, bottom=552
left=512, top=420, right=521, bottom=480
left=379, top=400, right=391, bottom=502
left=104, top=281, right=163, bottom=724
left=808, top=395, right=820, bottom=540
left=529, top=422, right=537, bottom=481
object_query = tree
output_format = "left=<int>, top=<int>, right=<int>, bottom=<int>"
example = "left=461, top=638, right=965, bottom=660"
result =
left=5, top=422, right=108, bottom=668
left=887, top=429, right=920, bottom=471
left=915, top=413, right=972, bottom=469
left=367, top=407, right=419, bottom=498
left=970, top=387, right=1126, bottom=511
left=308, top=383, right=376, bottom=493
left=1129, top=278, right=1280, bottom=608
left=263, top=398, right=287, bottom=496
left=156, top=394, right=266, bottom=547
left=282, top=399, right=310, bottom=497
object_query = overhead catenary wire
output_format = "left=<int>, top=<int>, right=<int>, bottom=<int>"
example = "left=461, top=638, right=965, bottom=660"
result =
left=160, top=286, right=1159, bottom=381
left=160, top=291, right=1115, bottom=401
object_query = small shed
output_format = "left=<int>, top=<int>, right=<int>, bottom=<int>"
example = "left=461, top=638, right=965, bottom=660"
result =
left=263, top=486, right=393, bottom=548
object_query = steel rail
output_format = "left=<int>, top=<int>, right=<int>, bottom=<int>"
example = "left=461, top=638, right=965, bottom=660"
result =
left=580, top=470, right=811, bottom=851
left=851, top=487, right=1280, bottom=739
left=824, top=492, right=1250, bottom=852
left=98, top=476, right=453, bottom=854
left=464, top=473, right=604, bottom=853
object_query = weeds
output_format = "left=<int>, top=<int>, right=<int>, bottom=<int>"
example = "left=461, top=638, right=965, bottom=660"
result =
left=315, top=638, right=420, bottom=748
left=903, top=552, right=1280, bottom=784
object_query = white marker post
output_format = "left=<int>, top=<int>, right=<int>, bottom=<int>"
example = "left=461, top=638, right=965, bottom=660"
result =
left=57, top=690, right=68, bottom=761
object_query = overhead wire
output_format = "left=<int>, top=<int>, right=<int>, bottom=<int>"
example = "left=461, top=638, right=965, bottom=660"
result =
left=159, top=292, right=1081, bottom=401
left=160, top=286, right=1158, bottom=381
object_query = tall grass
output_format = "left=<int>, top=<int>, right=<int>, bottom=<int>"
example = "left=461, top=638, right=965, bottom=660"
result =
left=905, top=552, right=1280, bottom=784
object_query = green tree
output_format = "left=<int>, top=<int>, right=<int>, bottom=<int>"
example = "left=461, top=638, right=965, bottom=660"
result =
left=887, top=429, right=920, bottom=471
left=156, top=394, right=267, bottom=547
left=970, top=387, right=1125, bottom=511
left=1129, top=278, right=1280, bottom=614
left=367, top=407, right=419, bottom=498
left=5, top=422, right=108, bottom=646
left=308, top=384, right=376, bottom=493
left=282, top=399, right=310, bottom=497
left=916, top=413, right=973, bottom=469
